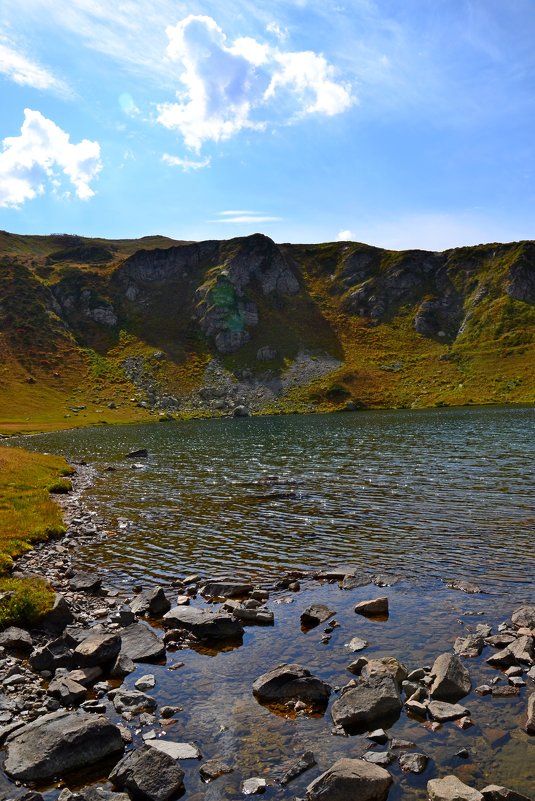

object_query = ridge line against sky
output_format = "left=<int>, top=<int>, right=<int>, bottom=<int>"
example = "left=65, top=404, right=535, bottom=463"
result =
left=0, top=0, right=534, bottom=250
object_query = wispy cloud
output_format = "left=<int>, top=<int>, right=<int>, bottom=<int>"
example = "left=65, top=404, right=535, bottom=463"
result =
left=0, top=34, right=70, bottom=95
left=210, top=210, right=282, bottom=224
left=0, top=109, right=101, bottom=208
left=162, top=153, right=211, bottom=171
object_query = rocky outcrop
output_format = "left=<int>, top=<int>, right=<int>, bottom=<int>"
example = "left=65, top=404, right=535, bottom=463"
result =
left=306, top=757, right=392, bottom=801
left=3, top=711, right=123, bottom=783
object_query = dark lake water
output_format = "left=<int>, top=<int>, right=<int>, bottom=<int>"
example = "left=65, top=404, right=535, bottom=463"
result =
left=17, top=406, right=535, bottom=601
left=10, top=406, right=535, bottom=799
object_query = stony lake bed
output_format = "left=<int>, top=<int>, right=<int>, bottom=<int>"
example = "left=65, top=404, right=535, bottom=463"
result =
left=1, top=407, right=534, bottom=801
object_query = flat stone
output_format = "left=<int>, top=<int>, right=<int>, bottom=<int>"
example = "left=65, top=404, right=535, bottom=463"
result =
left=66, top=667, right=103, bottom=686
left=430, top=653, right=471, bottom=701
left=147, top=740, right=201, bottom=760
left=242, top=777, right=267, bottom=795
left=110, top=744, right=184, bottom=801
left=48, top=676, right=88, bottom=707
left=306, top=757, right=392, bottom=801
left=119, top=622, right=166, bottom=662
left=428, top=701, right=469, bottom=722
left=428, top=776, right=484, bottom=801
left=3, top=710, right=123, bottom=783
left=232, top=607, right=274, bottom=625
left=280, top=751, right=316, bottom=786
left=112, top=689, right=157, bottom=716
left=75, top=633, right=121, bottom=668
left=331, top=676, right=402, bottom=733
left=301, top=604, right=336, bottom=628
left=399, top=753, right=428, bottom=773
left=355, top=597, right=388, bottom=616
left=199, top=758, right=233, bottom=782
left=135, top=674, right=155, bottom=691
left=485, top=634, right=516, bottom=648
left=201, top=580, right=253, bottom=599
left=347, top=637, right=368, bottom=652
left=253, top=663, right=331, bottom=707
left=163, top=606, right=243, bottom=641
left=362, top=751, right=395, bottom=766
left=69, top=572, right=102, bottom=594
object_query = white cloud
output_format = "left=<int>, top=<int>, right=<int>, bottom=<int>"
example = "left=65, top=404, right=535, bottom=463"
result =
left=162, top=153, right=211, bottom=171
left=337, top=229, right=353, bottom=241
left=211, top=210, right=281, bottom=223
left=157, top=14, right=354, bottom=150
left=0, top=109, right=101, bottom=208
left=266, top=21, right=288, bottom=42
left=0, top=35, right=69, bottom=94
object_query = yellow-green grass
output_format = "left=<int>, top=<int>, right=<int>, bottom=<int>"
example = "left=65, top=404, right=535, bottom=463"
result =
left=0, top=446, right=73, bottom=626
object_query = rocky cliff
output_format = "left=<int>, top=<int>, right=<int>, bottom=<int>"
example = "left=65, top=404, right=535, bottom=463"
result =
left=0, top=229, right=533, bottom=432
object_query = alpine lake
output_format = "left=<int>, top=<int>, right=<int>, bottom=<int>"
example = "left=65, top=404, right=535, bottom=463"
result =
left=12, top=405, right=535, bottom=800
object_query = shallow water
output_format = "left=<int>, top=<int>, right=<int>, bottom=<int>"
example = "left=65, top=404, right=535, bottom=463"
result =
left=10, top=406, right=535, bottom=798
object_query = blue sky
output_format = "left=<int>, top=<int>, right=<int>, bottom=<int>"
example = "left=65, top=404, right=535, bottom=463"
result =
left=1, top=0, right=535, bottom=250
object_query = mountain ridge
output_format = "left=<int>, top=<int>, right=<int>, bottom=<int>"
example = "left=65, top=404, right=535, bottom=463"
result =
left=0, top=230, right=533, bottom=433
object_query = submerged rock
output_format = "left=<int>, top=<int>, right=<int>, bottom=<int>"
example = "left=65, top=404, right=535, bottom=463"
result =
left=252, top=663, right=331, bottom=707
left=199, top=758, right=233, bottom=782
left=3, top=710, right=123, bottom=783
left=279, top=751, right=316, bottom=786
left=399, top=752, right=428, bottom=774
left=331, top=676, right=402, bottom=733
left=306, top=757, right=392, bottom=801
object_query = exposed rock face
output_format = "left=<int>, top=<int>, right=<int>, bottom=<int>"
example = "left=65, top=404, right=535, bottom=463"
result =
left=331, top=676, right=402, bottom=732
left=110, top=744, right=185, bottom=801
left=252, top=664, right=331, bottom=707
left=427, top=776, right=484, bottom=801
left=306, top=757, right=392, bottom=801
left=3, top=711, right=123, bottom=783
left=430, top=654, right=471, bottom=701
left=163, top=606, right=243, bottom=641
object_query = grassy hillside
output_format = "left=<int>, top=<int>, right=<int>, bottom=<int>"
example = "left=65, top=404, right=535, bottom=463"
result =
left=0, top=230, right=533, bottom=434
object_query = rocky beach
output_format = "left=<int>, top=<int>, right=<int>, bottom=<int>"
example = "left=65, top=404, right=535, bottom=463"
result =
left=0, top=460, right=533, bottom=801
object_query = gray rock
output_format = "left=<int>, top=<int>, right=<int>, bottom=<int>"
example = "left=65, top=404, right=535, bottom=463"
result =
left=362, top=657, right=408, bottom=688
left=48, top=676, right=87, bottom=707
left=454, top=635, right=485, bottom=658
left=427, top=776, right=484, bottom=801
left=0, top=768, right=43, bottom=800
left=347, top=638, right=368, bottom=653
left=125, top=449, right=148, bottom=458
left=485, top=634, right=516, bottom=648
left=42, top=594, right=74, bottom=634
left=280, top=751, right=316, bottom=786
left=80, top=789, right=130, bottom=801
left=486, top=649, right=517, bottom=668
left=130, top=588, right=171, bottom=617
left=199, top=758, right=233, bottom=782
left=163, top=606, right=243, bottom=641
left=526, top=693, right=535, bottom=734
left=428, top=701, right=469, bottom=722
left=75, top=633, right=121, bottom=668
left=481, top=786, right=532, bottom=801
left=362, top=751, right=395, bottom=766
left=69, top=573, right=102, bottom=594
left=399, top=753, right=428, bottom=774
left=3, top=710, right=123, bottom=783
left=201, top=580, right=253, bottom=599
left=242, top=777, right=266, bottom=794
left=355, top=598, right=388, bottom=616
left=301, top=604, right=336, bottom=628
left=233, top=406, right=250, bottom=417
left=30, top=639, right=74, bottom=673
left=232, top=607, right=274, bottom=625
left=306, top=757, right=392, bottom=801
left=0, top=627, right=33, bottom=651
left=430, top=654, right=471, bottom=701
left=110, top=744, right=184, bottom=801
left=253, top=663, right=331, bottom=707
left=112, top=689, right=157, bottom=716
left=109, top=653, right=136, bottom=678
left=331, top=676, right=402, bottom=732
left=511, top=605, right=535, bottom=630
left=147, top=740, right=201, bottom=759
left=119, top=622, right=166, bottom=662
left=507, top=635, right=534, bottom=664
left=135, top=674, right=155, bottom=691
left=66, top=667, right=103, bottom=686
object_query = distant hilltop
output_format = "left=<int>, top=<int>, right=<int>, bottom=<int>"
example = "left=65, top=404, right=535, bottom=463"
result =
left=0, top=229, right=533, bottom=433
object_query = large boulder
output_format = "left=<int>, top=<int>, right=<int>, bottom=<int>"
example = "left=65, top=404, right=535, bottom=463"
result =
left=306, top=758, right=392, bottom=801
left=428, top=776, right=484, bottom=801
left=3, top=710, right=123, bottom=783
left=511, top=606, right=535, bottom=630
left=331, top=677, right=402, bottom=733
left=130, top=588, right=170, bottom=617
left=163, top=606, right=243, bottom=641
left=253, top=664, right=331, bottom=708
left=119, top=622, right=166, bottom=662
left=430, top=654, right=471, bottom=701
left=110, top=745, right=184, bottom=801
left=75, top=633, right=121, bottom=668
